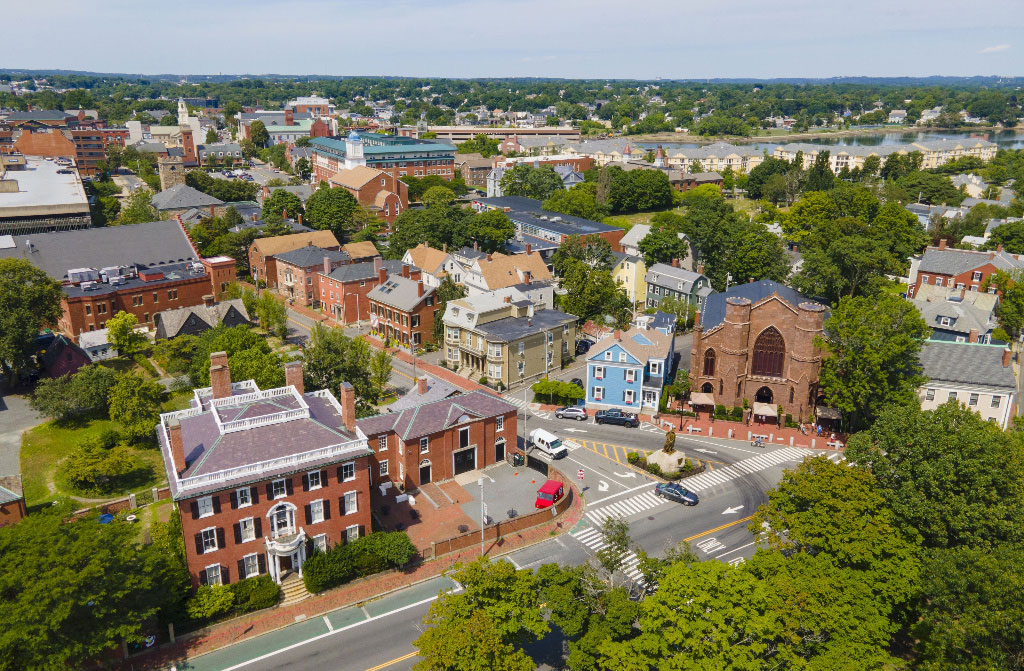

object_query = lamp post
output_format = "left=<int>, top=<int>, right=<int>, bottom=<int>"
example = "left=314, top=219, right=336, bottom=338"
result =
left=478, top=477, right=485, bottom=556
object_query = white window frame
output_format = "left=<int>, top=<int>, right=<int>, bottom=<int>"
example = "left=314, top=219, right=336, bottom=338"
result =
left=969, top=393, right=979, bottom=407
left=378, top=435, right=388, bottom=452
left=604, top=350, right=613, bottom=361
left=594, top=365, right=604, bottom=380
left=379, top=460, right=389, bottom=476
left=197, top=496, right=214, bottom=518
left=618, top=352, right=627, bottom=362
left=650, top=361, right=661, bottom=375
left=925, top=388, right=935, bottom=401
left=948, top=391, right=958, bottom=401
left=939, top=317, right=951, bottom=326
left=239, top=517, right=255, bottom=543
left=593, top=386, right=604, bottom=401
left=341, top=462, right=355, bottom=482
left=272, top=479, right=287, bottom=499
left=992, top=396, right=1001, bottom=408
left=242, top=553, right=259, bottom=579
left=201, top=527, right=218, bottom=553
left=346, top=525, right=360, bottom=543
left=624, top=389, right=635, bottom=403
left=343, top=490, right=358, bottom=515
left=236, top=487, right=251, bottom=508
left=518, top=361, right=524, bottom=375
left=310, top=499, right=325, bottom=524
left=307, top=470, right=322, bottom=490
left=205, top=564, right=222, bottom=586
left=313, top=533, right=328, bottom=553
left=420, top=437, right=429, bottom=454
left=496, top=416, right=504, bottom=432
left=972, top=271, right=983, bottom=281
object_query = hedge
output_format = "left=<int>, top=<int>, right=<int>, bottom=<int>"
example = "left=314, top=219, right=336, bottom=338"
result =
left=303, top=531, right=417, bottom=594
left=230, top=574, right=280, bottom=614
left=185, top=575, right=280, bottom=625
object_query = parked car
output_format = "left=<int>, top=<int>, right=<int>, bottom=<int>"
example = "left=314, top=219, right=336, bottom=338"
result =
left=570, top=377, right=584, bottom=388
left=555, top=406, right=587, bottom=421
left=528, top=428, right=568, bottom=458
left=535, top=479, right=565, bottom=509
left=594, top=408, right=639, bottom=427
left=654, top=482, right=699, bottom=506
left=575, top=340, right=592, bottom=356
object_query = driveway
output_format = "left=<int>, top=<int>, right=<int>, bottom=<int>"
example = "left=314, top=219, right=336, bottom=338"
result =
left=0, top=391, right=42, bottom=477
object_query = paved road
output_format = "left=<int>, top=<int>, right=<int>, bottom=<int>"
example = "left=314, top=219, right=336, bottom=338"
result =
left=0, top=391, right=41, bottom=478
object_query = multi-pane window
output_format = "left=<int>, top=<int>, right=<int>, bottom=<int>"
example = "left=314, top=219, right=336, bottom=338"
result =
left=703, top=349, right=716, bottom=376
left=420, top=437, right=429, bottom=454
left=948, top=391, right=958, bottom=401
left=496, top=416, right=504, bottom=432
left=272, top=479, right=287, bottom=499
left=311, top=500, right=324, bottom=524
left=992, top=396, right=1002, bottom=408
left=379, top=460, right=389, bottom=476
left=346, top=525, right=360, bottom=543
left=969, top=393, right=980, bottom=406
left=618, top=352, right=626, bottom=362
left=201, top=528, right=218, bottom=553
left=340, top=462, right=355, bottom=482
left=240, top=517, right=255, bottom=542
left=308, top=470, right=322, bottom=490
left=378, top=435, right=387, bottom=452
left=343, top=491, right=358, bottom=515
left=197, top=496, right=214, bottom=518
left=313, top=534, right=328, bottom=553
left=205, top=565, right=221, bottom=585
left=243, top=554, right=259, bottom=578
left=925, top=388, right=935, bottom=401
left=236, top=487, right=251, bottom=507
left=751, top=328, right=785, bottom=377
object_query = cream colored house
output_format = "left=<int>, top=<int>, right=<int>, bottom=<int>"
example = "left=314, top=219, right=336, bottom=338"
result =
left=917, top=340, right=1016, bottom=429
left=612, top=252, right=647, bottom=304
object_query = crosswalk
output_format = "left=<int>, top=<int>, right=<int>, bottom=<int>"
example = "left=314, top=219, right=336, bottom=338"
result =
left=503, top=395, right=528, bottom=409
left=680, top=447, right=811, bottom=492
left=571, top=525, right=645, bottom=584
left=585, top=490, right=666, bottom=525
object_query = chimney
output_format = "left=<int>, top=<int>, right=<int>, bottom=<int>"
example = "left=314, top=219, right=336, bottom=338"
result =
left=960, top=287, right=967, bottom=299
left=202, top=294, right=215, bottom=307
left=209, top=204, right=215, bottom=217
left=167, top=418, right=187, bottom=477
left=417, top=280, right=424, bottom=297
left=694, top=309, right=701, bottom=328
left=298, top=213, right=303, bottom=227
left=209, top=351, right=232, bottom=399
left=938, top=239, right=947, bottom=250
left=749, top=277, right=754, bottom=284
left=373, top=256, right=383, bottom=273
left=614, top=329, right=621, bottom=341
left=417, top=377, right=428, bottom=395
left=402, top=264, right=410, bottom=278
left=998, top=244, right=1004, bottom=253
left=969, top=329, right=979, bottom=343
left=282, top=208, right=288, bottom=219
left=339, top=381, right=356, bottom=433
left=989, top=252, right=996, bottom=260
left=672, top=258, right=679, bottom=268
left=285, top=361, right=304, bottom=394
left=442, top=242, right=447, bottom=253
left=524, top=270, right=532, bottom=285
left=378, top=267, right=387, bottom=284
left=1004, top=348, right=1013, bottom=368
left=474, top=242, right=479, bottom=252
left=486, top=253, right=492, bottom=262
left=252, top=213, right=258, bottom=222
left=504, top=295, right=512, bottom=303
left=697, top=263, right=705, bottom=274
left=526, top=243, right=532, bottom=255
left=324, top=255, right=332, bottom=274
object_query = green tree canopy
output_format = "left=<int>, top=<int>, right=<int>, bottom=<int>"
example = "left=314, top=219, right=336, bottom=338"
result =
left=636, top=224, right=688, bottom=268
left=248, top=120, right=269, bottom=147
left=433, top=276, right=467, bottom=343
left=261, top=189, right=304, bottom=221
left=0, top=259, right=63, bottom=383
left=500, top=164, right=565, bottom=201
left=422, top=186, right=456, bottom=209
left=303, top=324, right=377, bottom=414
left=541, top=182, right=609, bottom=221
left=304, top=185, right=359, bottom=241
left=116, top=188, right=159, bottom=226
left=29, top=364, right=119, bottom=422
left=108, top=373, right=164, bottom=443
left=106, top=310, right=146, bottom=355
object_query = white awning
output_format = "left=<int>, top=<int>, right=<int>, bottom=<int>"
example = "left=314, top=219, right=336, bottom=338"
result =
left=689, top=392, right=715, bottom=406
left=752, top=402, right=777, bottom=417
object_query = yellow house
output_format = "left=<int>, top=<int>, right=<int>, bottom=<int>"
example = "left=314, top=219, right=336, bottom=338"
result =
left=612, top=252, right=647, bottom=305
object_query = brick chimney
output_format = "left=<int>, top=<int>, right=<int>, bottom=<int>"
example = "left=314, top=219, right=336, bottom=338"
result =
left=209, top=204, right=215, bottom=217
left=523, top=270, right=532, bottom=285
left=697, top=263, right=705, bottom=274
left=167, top=418, right=187, bottom=477
left=378, top=267, right=387, bottom=284
left=203, top=294, right=215, bottom=307
left=285, top=360, right=304, bottom=394
left=672, top=258, right=679, bottom=268
left=1004, top=348, right=1013, bottom=368
left=997, top=244, right=1004, bottom=253
left=282, top=208, right=288, bottom=220
left=373, top=256, right=383, bottom=273
left=324, top=255, right=332, bottom=274
left=526, top=243, right=532, bottom=255
left=442, top=243, right=447, bottom=253
left=209, top=351, right=231, bottom=399
left=252, top=213, right=258, bottom=222
left=298, top=213, right=303, bottom=227
left=402, top=264, right=410, bottom=278
left=693, top=309, right=701, bottom=328
left=417, top=280, right=424, bottom=297
left=969, top=329, right=979, bottom=343
left=284, top=108, right=294, bottom=126
left=474, top=242, right=479, bottom=252
left=417, top=377, right=428, bottom=395
left=339, top=381, right=356, bottom=433
left=504, top=295, right=512, bottom=303
left=938, top=239, right=947, bottom=250
left=486, top=253, right=492, bottom=262
left=614, top=329, right=621, bottom=341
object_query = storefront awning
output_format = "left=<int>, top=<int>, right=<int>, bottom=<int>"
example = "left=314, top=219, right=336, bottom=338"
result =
left=752, top=402, right=777, bottom=417
left=815, top=406, right=842, bottom=420
left=689, top=392, right=715, bottom=407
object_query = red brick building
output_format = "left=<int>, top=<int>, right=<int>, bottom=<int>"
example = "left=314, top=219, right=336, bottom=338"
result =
left=5, top=113, right=129, bottom=175
left=367, top=272, right=438, bottom=347
left=248, top=231, right=341, bottom=288
left=356, top=391, right=517, bottom=489
left=158, top=354, right=373, bottom=587
left=273, top=245, right=350, bottom=307
left=0, top=477, right=27, bottom=528
left=908, top=240, right=1023, bottom=298
left=691, top=280, right=829, bottom=423
left=327, top=166, right=408, bottom=225
left=319, top=258, right=419, bottom=325
left=310, top=132, right=457, bottom=185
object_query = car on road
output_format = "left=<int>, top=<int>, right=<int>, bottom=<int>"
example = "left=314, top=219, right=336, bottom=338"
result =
left=569, top=377, right=584, bottom=388
left=654, top=482, right=699, bottom=505
left=535, top=479, right=565, bottom=509
left=594, top=408, right=639, bottom=427
left=555, top=406, right=587, bottom=421
left=575, top=340, right=592, bottom=355
left=528, top=428, right=568, bottom=459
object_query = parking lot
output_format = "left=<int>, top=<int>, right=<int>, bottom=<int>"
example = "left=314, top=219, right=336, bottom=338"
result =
left=456, top=462, right=551, bottom=526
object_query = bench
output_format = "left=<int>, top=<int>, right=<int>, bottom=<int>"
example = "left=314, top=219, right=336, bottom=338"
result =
left=827, top=440, right=844, bottom=449
left=686, top=426, right=702, bottom=434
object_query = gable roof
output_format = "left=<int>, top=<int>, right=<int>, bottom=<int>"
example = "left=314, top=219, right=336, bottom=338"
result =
left=477, top=251, right=553, bottom=290
left=919, top=341, right=1015, bottom=390
left=356, top=390, right=515, bottom=441
left=404, top=243, right=450, bottom=276
left=700, top=280, right=827, bottom=331
left=590, top=327, right=672, bottom=363
left=155, top=299, right=251, bottom=336
left=250, top=230, right=341, bottom=258
left=274, top=245, right=349, bottom=269
left=326, top=259, right=406, bottom=283
left=328, top=165, right=387, bottom=190
left=150, top=184, right=224, bottom=210
left=918, top=246, right=1024, bottom=276
left=367, top=274, right=434, bottom=311
left=645, top=263, right=705, bottom=292
left=342, top=241, right=380, bottom=260
left=387, top=377, right=461, bottom=412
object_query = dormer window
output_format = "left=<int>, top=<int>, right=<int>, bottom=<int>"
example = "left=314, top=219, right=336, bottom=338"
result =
left=939, top=316, right=953, bottom=326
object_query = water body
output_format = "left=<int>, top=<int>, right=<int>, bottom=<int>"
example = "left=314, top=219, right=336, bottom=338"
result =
left=639, top=129, right=1024, bottom=153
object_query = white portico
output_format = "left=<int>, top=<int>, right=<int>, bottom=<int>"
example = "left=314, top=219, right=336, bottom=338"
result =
left=265, top=501, right=307, bottom=583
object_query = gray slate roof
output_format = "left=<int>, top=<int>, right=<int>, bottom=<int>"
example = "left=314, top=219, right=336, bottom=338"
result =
left=266, top=185, right=314, bottom=203
left=645, top=263, right=705, bottom=292
left=275, top=245, right=349, bottom=268
left=151, top=184, right=224, bottom=210
left=326, top=259, right=405, bottom=283
left=473, top=308, right=576, bottom=343
left=367, top=275, right=434, bottom=311
left=387, top=377, right=460, bottom=412
left=357, top=390, right=516, bottom=441
left=918, top=247, right=1024, bottom=276
left=155, top=299, right=250, bottom=336
left=0, top=220, right=198, bottom=281
left=919, top=341, right=1016, bottom=390
left=700, top=280, right=828, bottom=331
left=910, top=296, right=996, bottom=336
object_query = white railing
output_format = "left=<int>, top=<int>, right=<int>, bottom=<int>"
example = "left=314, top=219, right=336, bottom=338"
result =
left=219, top=407, right=309, bottom=434
left=193, top=380, right=259, bottom=407
left=176, top=438, right=369, bottom=493
left=210, top=385, right=299, bottom=409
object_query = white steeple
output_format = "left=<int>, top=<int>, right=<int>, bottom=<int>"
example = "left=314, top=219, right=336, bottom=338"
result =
left=344, top=129, right=365, bottom=169
left=177, top=98, right=189, bottom=126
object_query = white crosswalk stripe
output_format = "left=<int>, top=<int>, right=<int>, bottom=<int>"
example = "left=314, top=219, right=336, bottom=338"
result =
left=571, top=527, right=645, bottom=582
left=503, top=396, right=528, bottom=409
left=826, top=452, right=846, bottom=463
left=680, top=447, right=812, bottom=493
left=585, top=490, right=666, bottom=524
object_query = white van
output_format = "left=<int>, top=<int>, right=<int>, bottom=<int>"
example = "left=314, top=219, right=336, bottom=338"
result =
left=528, top=428, right=568, bottom=459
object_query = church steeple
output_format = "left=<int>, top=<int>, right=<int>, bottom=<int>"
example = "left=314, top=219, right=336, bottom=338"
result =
left=177, top=98, right=189, bottom=126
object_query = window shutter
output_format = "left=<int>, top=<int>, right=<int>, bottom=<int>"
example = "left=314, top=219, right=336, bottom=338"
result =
left=216, top=528, right=226, bottom=550
left=339, top=496, right=346, bottom=516
left=233, top=523, right=242, bottom=545
left=221, top=565, right=230, bottom=584
left=229, top=491, right=238, bottom=509
left=302, top=474, right=310, bottom=491
left=237, top=559, right=246, bottom=580
left=250, top=486, right=259, bottom=504
left=194, top=533, right=203, bottom=555
left=212, top=496, right=221, bottom=514
left=304, top=504, right=312, bottom=525
left=321, top=470, right=328, bottom=486
left=285, top=478, right=294, bottom=496
left=199, top=569, right=208, bottom=586
left=190, top=501, right=199, bottom=520
left=257, top=554, right=267, bottom=574
left=266, top=483, right=273, bottom=500
left=254, top=517, right=263, bottom=538
left=337, top=466, right=344, bottom=483
left=323, top=500, right=331, bottom=520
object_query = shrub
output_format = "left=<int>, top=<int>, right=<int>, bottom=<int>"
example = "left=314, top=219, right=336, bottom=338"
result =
left=682, top=458, right=693, bottom=473
left=303, top=532, right=418, bottom=593
left=680, top=410, right=696, bottom=417
left=729, top=406, right=743, bottom=421
left=359, top=531, right=418, bottom=567
left=133, top=353, right=159, bottom=378
left=626, top=452, right=640, bottom=465
left=479, top=376, right=488, bottom=385
left=229, top=575, right=279, bottom=614
left=59, top=442, right=141, bottom=494
left=186, top=585, right=234, bottom=621
left=714, top=404, right=727, bottom=416
left=645, top=462, right=663, bottom=477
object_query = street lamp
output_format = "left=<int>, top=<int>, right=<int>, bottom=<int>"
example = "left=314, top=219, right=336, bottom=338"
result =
left=478, top=477, right=486, bottom=556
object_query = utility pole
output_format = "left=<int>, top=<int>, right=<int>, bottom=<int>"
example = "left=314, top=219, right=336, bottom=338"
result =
left=478, top=477, right=485, bottom=556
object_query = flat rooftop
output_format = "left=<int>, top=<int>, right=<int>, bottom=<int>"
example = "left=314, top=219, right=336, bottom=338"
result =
left=0, top=157, right=89, bottom=217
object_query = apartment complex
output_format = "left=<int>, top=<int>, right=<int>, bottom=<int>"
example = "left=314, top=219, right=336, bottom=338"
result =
left=248, top=231, right=342, bottom=288
left=310, top=131, right=457, bottom=184
left=367, top=274, right=439, bottom=347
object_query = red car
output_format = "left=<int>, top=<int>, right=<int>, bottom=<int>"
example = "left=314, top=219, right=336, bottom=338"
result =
left=535, top=479, right=565, bottom=509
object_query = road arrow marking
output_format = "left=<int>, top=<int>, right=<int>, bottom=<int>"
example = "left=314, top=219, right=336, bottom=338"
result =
left=694, top=448, right=718, bottom=455
left=722, top=505, right=744, bottom=515
left=613, top=471, right=637, bottom=479
left=598, top=480, right=609, bottom=492
left=563, top=427, right=588, bottom=433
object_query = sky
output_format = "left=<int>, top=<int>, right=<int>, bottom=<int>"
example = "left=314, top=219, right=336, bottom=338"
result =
left=7, top=0, right=1023, bottom=78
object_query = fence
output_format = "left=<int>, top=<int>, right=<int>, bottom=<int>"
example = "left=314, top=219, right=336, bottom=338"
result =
left=71, top=486, right=171, bottom=519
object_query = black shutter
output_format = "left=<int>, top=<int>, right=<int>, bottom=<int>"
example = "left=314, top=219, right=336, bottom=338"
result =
left=302, top=473, right=310, bottom=492
left=304, top=503, right=312, bottom=525
left=257, top=554, right=267, bottom=574
left=337, top=466, right=344, bottom=483
left=233, top=522, right=242, bottom=545
left=285, top=478, right=294, bottom=496
left=321, top=470, right=328, bottom=487
left=254, top=517, right=263, bottom=538
left=216, top=527, right=226, bottom=550
left=199, top=569, right=208, bottom=586
left=339, top=496, right=346, bottom=516
left=212, top=495, right=221, bottom=514
left=221, top=565, right=230, bottom=584
left=237, top=559, right=246, bottom=580
left=229, top=491, right=238, bottom=509
left=190, top=501, right=199, bottom=520
left=266, top=483, right=274, bottom=500
left=323, top=500, right=331, bottom=520
left=251, top=486, right=259, bottom=504
left=194, top=533, right=204, bottom=555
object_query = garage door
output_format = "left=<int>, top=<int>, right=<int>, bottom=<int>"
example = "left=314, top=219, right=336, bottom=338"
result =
left=453, top=447, right=476, bottom=475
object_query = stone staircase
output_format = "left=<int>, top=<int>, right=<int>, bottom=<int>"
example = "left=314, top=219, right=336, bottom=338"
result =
left=279, top=572, right=311, bottom=607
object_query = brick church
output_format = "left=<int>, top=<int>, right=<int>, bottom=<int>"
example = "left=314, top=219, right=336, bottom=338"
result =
left=690, top=280, right=829, bottom=422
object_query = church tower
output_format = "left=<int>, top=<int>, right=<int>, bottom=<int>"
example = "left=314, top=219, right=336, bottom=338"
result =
left=177, top=98, right=189, bottom=126
left=344, top=130, right=365, bottom=169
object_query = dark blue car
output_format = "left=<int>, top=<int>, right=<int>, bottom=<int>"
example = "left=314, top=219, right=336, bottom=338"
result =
left=654, top=483, right=699, bottom=506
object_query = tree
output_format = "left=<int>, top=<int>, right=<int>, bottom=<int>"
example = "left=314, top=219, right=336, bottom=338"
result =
left=59, top=441, right=141, bottom=494
left=551, top=235, right=615, bottom=277
left=466, top=209, right=515, bottom=253
left=726, top=222, right=791, bottom=285
left=815, top=293, right=930, bottom=431
left=804, top=150, right=836, bottom=191
left=594, top=517, right=632, bottom=587
left=985, top=270, right=1024, bottom=340
left=985, top=219, right=1024, bottom=254
left=782, top=191, right=839, bottom=243
left=248, top=120, right=269, bottom=148
left=557, top=263, right=631, bottom=327
left=846, top=401, right=1024, bottom=551
left=106, top=310, right=146, bottom=355
left=205, top=127, right=218, bottom=144
left=303, top=324, right=377, bottom=413
left=222, top=205, right=244, bottom=230
left=500, top=165, right=564, bottom=201
left=116, top=187, right=158, bottom=225
left=422, top=186, right=456, bottom=209
left=542, top=182, right=609, bottom=221
left=294, top=157, right=311, bottom=181
left=793, top=216, right=898, bottom=303
left=305, top=185, right=358, bottom=241
left=605, top=168, right=673, bottom=213
left=369, top=350, right=393, bottom=403
left=0, top=259, right=63, bottom=384
left=0, top=503, right=165, bottom=671
left=108, top=373, right=163, bottom=442
left=254, top=291, right=288, bottom=339
left=433, top=276, right=467, bottom=343
left=636, top=224, right=687, bottom=267
left=745, top=155, right=792, bottom=200
left=227, top=347, right=284, bottom=389
left=261, top=188, right=304, bottom=221
left=30, top=364, right=119, bottom=421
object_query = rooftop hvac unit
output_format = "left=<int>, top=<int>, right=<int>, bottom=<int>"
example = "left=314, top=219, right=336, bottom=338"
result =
left=80, top=281, right=98, bottom=291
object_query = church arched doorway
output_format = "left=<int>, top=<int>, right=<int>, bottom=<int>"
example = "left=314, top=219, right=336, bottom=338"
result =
left=701, top=382, right=713, bottom=393
left=755, top=386, right=774, bottom=404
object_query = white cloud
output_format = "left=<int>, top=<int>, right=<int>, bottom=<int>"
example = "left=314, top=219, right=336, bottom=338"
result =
left=979, top=44, right=1011, bottom=54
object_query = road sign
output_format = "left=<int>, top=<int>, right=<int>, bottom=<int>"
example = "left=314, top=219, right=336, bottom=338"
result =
left=577, top=469, right=585, bottom=480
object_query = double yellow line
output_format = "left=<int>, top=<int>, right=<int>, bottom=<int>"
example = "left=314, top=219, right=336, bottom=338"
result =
left=365, top=650, right=418, bottom=671
left=683, top=515, right=755, bottom=542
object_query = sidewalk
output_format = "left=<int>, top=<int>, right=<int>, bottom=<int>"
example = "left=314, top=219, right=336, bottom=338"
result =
left=362, top=335, right=491, bottom=395
left=656, top=413, right=845, bottom=451
left=116, top=479, right=585, bottom=671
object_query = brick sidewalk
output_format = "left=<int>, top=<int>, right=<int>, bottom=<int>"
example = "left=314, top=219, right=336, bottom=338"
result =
left=361, top=335, right=492, bottom=395
left=117, top=480, right=585, bottom=671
